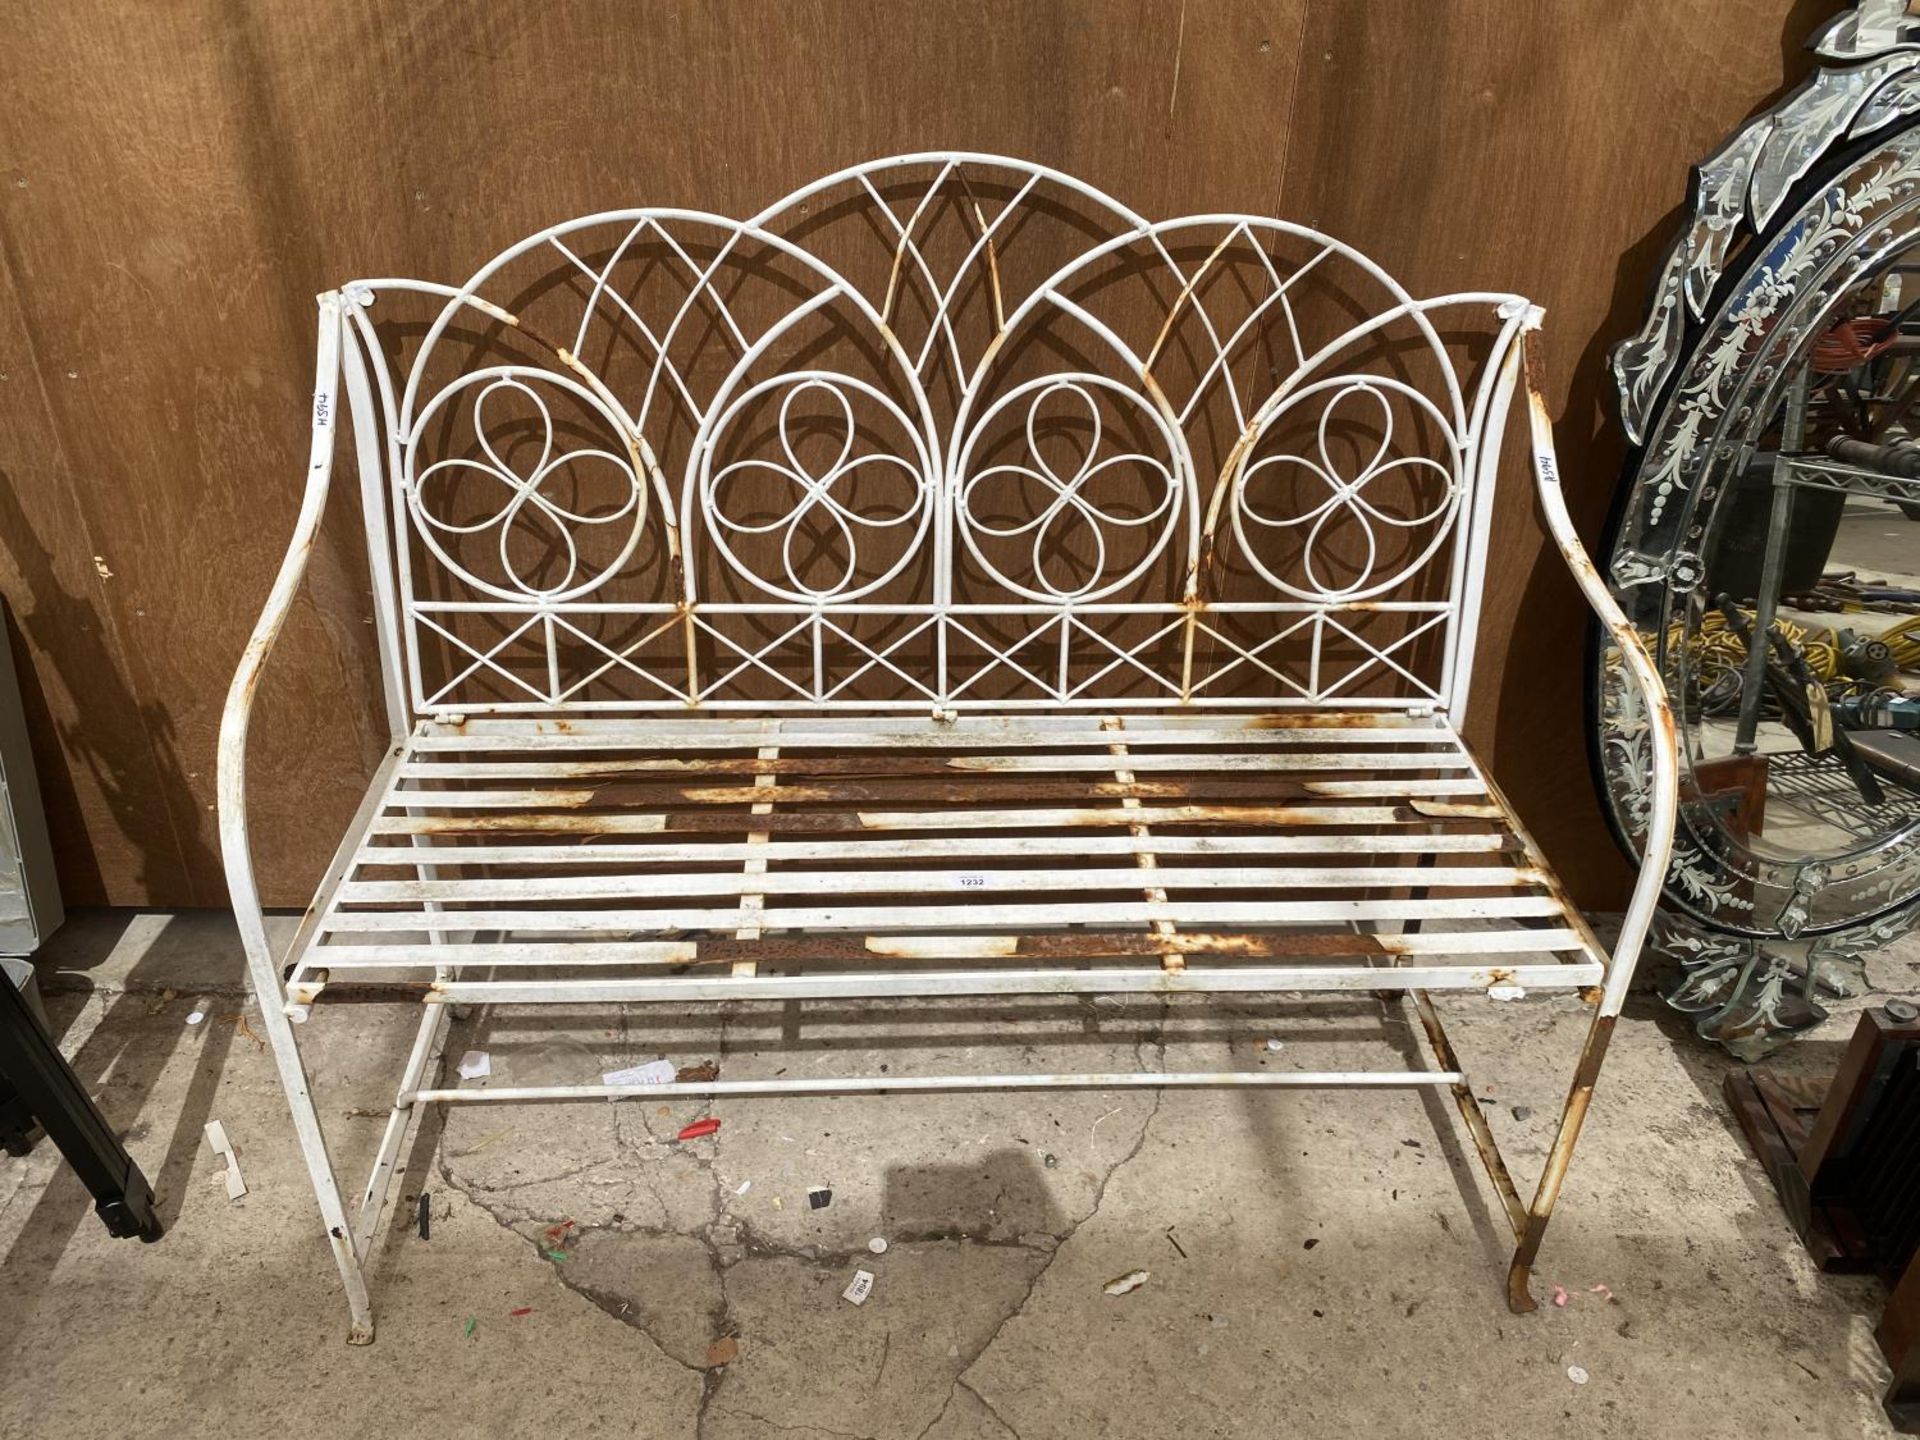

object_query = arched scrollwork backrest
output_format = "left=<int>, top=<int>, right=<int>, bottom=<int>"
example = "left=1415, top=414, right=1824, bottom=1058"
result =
left=334, top=154, right=1530, bottom=714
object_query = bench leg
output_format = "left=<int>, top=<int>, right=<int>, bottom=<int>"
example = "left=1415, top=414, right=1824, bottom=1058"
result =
left=351, top=1002, right=450, bottom=1259
left=1505, top=1008, right=1618, bottom=1313
left=255, top=1001, right=377, bottom=1343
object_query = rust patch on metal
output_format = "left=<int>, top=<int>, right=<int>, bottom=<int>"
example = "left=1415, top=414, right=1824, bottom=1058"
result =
left=1508, top=1011, right=1619, bottom=1313
left=1244, top=713, right=1397, bottom=730
left=856, top=930, right=1391, bottom=960
left=851, top=802, right=1382, bottom=832
left=1408, top=988, right=1527, bottom=1237
left=394, top=813, right=666, bottom=835
left=1521, top=324, right=1551, bottom=400
left=642, top=775, right=1393, bottom=806
left=1408, top=799, right=1503, bottom=820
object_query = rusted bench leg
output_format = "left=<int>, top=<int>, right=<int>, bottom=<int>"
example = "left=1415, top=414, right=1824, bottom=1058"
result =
left=218, top=294, right=378, bottom=1344
left=1505, top=1003, right=1618, bottom=1313
left=1505, top=315, right=1679, bottom=1314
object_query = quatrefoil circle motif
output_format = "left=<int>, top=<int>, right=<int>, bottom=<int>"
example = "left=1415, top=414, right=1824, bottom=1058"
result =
left=701, top=375, right=935, bottom=602
left=956, top=376, right=1185, bottom=604
left=1233, top=379, right=1460, bottom=602
left=409, top=371, right=646, bottom=603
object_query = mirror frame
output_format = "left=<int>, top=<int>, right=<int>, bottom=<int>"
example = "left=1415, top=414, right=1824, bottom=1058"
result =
left=1594, top=1, right=1920, bottom=1055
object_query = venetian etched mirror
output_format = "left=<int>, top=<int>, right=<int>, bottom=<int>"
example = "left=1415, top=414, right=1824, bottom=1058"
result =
left=1597, top=0, right=1920, bottom=1058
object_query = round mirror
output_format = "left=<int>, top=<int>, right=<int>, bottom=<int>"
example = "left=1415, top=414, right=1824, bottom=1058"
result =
left=1595, top=8, right=1920, bottom=1056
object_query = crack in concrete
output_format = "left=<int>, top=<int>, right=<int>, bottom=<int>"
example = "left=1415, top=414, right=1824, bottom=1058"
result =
left=458, top=1155, right=622, bottom=1195
left=707, top=1405, right=879, bottom=1440
left=425, top=1008, right=717, bottom=1400
left=694, top=1001, right=738, bottom=1439
left=912, top=999, right=1169, bottom=1440
left=957, top=1376, right=1022, bottom=1440
left=443, top=995, right=1169, bottom=1440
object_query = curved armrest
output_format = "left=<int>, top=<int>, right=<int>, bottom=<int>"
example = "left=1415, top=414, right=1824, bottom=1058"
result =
left=216, top=292, right=344, bottom=999
left=1519, top=314, right=1679, bottom=1015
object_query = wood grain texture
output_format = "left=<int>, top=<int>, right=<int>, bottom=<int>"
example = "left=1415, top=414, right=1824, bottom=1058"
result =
left=1276, top=0, right=1815, bottom=903
left=0, top=0, right=1809, bottom=906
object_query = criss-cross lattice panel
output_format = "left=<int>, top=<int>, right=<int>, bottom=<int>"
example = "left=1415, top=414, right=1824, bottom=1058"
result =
left=290, top=711, right=1602, bottom=1008
left=337, top=156, right=1530, bottom=716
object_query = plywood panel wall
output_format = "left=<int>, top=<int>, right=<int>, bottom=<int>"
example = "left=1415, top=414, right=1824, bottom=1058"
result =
left=0, top=0, right=1811, bottom=907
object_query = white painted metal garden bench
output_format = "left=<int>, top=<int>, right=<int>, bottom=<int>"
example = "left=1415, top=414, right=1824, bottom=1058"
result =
left=217, top=155, right=1678, bottom=1342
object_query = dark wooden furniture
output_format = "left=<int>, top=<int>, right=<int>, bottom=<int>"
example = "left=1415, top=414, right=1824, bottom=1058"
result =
left=1727, top=1003, right=1920, bottom=1429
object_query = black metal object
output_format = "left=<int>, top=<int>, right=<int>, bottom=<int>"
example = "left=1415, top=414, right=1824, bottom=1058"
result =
left=0, top=968, right=162, bottom=1242
left=1704, top=459, right=1848, bottom=602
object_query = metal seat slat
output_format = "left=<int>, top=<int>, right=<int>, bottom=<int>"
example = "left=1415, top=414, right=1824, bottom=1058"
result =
left=397, top=748, right=1474, bottom=779
left=378, top=777, right=1488, bottom=809
left=347, top=831, right=1520, bottom=869
left=315, top=894, right=1567, bottom=936
left=365, top=802, right=1505, bottom=837
left=334, top=862, right=1544, bottom=905
left=303, top=925, right=1590, bottom=972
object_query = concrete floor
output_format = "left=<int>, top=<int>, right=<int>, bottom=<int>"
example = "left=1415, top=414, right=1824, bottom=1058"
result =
left=2, top=911, right=1916, bottom=1438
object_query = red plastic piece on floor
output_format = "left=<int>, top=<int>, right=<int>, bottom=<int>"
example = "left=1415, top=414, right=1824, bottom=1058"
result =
left=677, top=1117, right=721, bottom=1141
left=509, top=1307, right=533, bottom=1317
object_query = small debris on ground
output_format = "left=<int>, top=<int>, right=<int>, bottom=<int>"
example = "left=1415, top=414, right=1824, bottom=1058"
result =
left=1400, top=1138, right=1422, bottom=1149
left=456, top=1050, right=490, bottom=1080
left=451, top=1127, right=512, bottom=1158
left=544, top=1248, right=570, bottom=1263
left=417, top=1193, right=431, bottom=1241
left=1302, top=1237, right=1320, bottom=1251
left=735, top=1180, right=752, bottom=1196
left=603, top=1059, right=674, bottom=1087
left=203, top=1121, right=246, bottom=1201
left=1552, top=1285, right=1569, bottom=1307
left=509, top=1307, right=533, bottom=1318
left=1567, top=1364, right=1589, bottom=1385
left=1042, top=1152, right=1058, bottom=1169
left=808, top=1187, right=832, bottom=1210
left=1511, top=1105, right=1534, bottom=1122
left=1264, top=1038, right=1284, bottom=1052
left=677, top=1117, right=721, bottom=1141
left=842, top=1269, right=876, bottom=1305
left=1164, top=1226, right=1187, bottom=1259
left=1103, top=1269, right=1150, bottom=1296
left=706, top=1336, right=739, bottom=1367
left=186, top=1010, right=205, bottom=1026
left=220, top=1012, right=267, bottom=1051
left=1589, top=1284, right=1614, bottom=1301
left=868, top=1237, right=888, bottom=1255
left=463, top=1317, right=477, bottom=1339
left=545, top=1219, right=575, bottom=1247
left=677, top=1060, right=720, bottom=1083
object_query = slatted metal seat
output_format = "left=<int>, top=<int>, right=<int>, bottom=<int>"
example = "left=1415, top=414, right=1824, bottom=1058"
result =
left=298, top=713, right=1598, bottom=1012
left=219, top=155, right=1677, bottom=1342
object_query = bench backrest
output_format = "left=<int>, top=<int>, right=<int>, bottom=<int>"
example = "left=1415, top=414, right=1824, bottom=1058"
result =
left=332, top=154, right=1530, bottom=719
